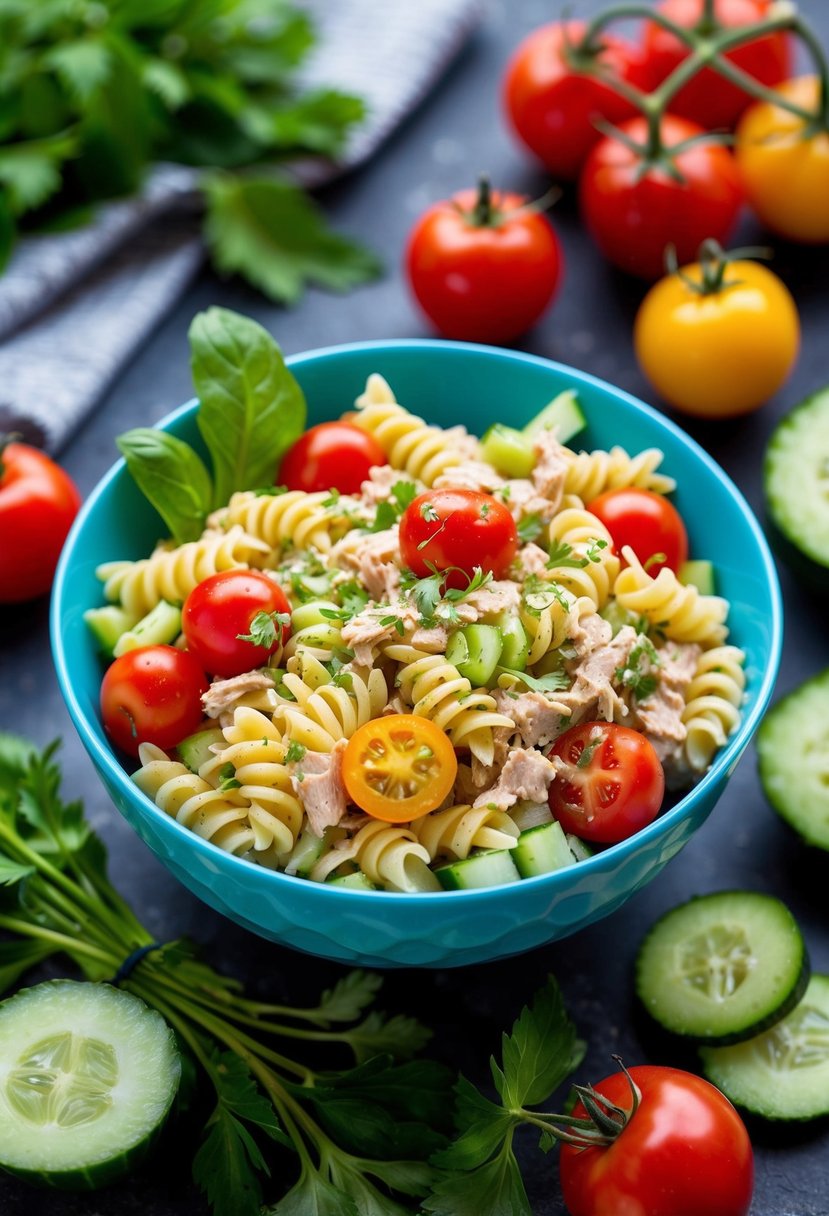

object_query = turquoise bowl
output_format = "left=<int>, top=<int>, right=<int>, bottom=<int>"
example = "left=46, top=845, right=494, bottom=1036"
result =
left=51, top=341, right=782, bottom=968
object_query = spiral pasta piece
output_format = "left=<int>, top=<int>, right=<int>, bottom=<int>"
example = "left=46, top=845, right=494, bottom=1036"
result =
left=352, top=373, right=477, bottom=486
left=681, top=645, right=746, bottom=771
left=215, top=708, right=304, bottom=861
left=283, top=621, right=345, bottom=664
left=614, top=547, right=729, bottom=646
left=97, top=526, right=270, bottom=616
left=223, top=489, right=360, bottom=555
left=310, top=819, right=439, bottom=892
left=276, top=667, right=388, bottom=752
left=563, top=445, right=676, bottom=500
left=132, top=743, right=255, bottom=856
left=519, top=586, right=582, bottom=666
left=383, top=643, right=514, bottom=765
left=412, top=803, right=520, bottom=862
left=546, top=507, right=620, bottom=609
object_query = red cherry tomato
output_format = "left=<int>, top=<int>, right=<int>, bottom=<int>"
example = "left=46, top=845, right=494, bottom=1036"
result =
left=579, top=115, right=743, bottom=280
left=399, top=488, right=518, bottom=586
left=100, top=645, right=208, bottom=758
left=503, top=21, right=649, bottom=181
left=182, top=570, right=292, bottom=679
left=548, top=722, right=665, bottom=843
left=560, top=1065, right=753, bottom=1216
left=405, top=182, right=563, bottom=344
left=0, top=441, right=81, bottom=603
left=277, top=422, right=387, bottom=495
left=588, top=488, right=688, bottom=574
left=642, top=0, right=791, bottom=130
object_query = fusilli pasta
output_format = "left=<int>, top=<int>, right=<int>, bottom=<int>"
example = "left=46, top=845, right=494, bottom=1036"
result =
left=614, top=547, right=729, bottom=646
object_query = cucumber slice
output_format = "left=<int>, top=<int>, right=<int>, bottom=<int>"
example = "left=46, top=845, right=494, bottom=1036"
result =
left=678, top=560, right=715, bottom=595
left=513, top=821, right=574, bottom=878
left=327, top=871, right=379, bottom=891
left=565, top=833, right=595, bottom=861
left=285, top=825, right=341, bottom=878
left=510, top=800, right=554, bottom=832
left=84, top=607, right=140, bottom=658
left=522, top=389, right=586, bottom=444
left=445, top=624, right=503, bottom=686
left=436, top=849, right=520, bottom=890
left=757, top=669, right=829, bottom=851
left=112, top=600, right=182, bottom=657
left=0, top=980, right=180, bottom=1190
left=290, top=600, right=342, bottom=631
left=496, top=613, right=530, bottom=671
left=701, top=975, right=829, bottom=1121
left=636, top=892, right=810, bottom=1045
left=765, top=387, right=829, bottom=581
left=480, top=424, right=536, bottom=478
left=177, top=727, right=224, bottom=774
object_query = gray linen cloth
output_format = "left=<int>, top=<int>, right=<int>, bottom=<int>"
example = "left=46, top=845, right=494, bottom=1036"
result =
left=0, top=0, right=482, bottom=453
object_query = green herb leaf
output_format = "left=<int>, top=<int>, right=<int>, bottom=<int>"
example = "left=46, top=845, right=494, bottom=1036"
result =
left=615, top=636, right=661, bottom=701
left=285, top=741, right=306, bottom=765
left=368, top=500, right=396, bottom=533
left=0, top=857, right=35, bottom=886
left=237, top=610, right=291, bottom=649
left=116, top=428, right=213, bottom=544
left=311, top=970, right=384, bottom=1025
left=497, top=667, right=569, bottom=695
left=547, top=538, right=588, bottom=570
left=267, top=89, right=365, bottom=157
left=432, top=1076, right=518, bottom=1171
left=190, top=306, right=307, bottom=508
left=44, top=38, right=112, bottom=104
left=495, top=976, right=585, bottom=1109
left=203, top=171, right=381, bottom=306
left=391, top=481, right=417, bottom=511
left=0, top=939, right=56, bottom=998
left=379, top=614, right=405, bottom=636
left=576, top=736, right=602, bottom=768
left=424, top=1142, right=531, bottom=1216
left=516, top=513, right=544, bottom=544
left=266, top=1165, right=358, bottom=1216
left=342, top=1010, right=433, bottom=1064
left=0, top=191, right=14, bottom=272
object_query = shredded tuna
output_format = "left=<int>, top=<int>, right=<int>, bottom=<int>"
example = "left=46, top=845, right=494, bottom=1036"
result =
left=503, top=479, right=560, bottom=524
left=516, top=543, right=550, bottom=578
left=473, top=747, right=556, bottom=811
left=341, top=608, right=401, bottom=666
left=360, top=465, right=419, bottom=506
left=557, top=625, right=639, bottom=725
left=570, top=610, right=613, bottom=658
left=434, top=460, right=505, bottom=494
left=501, top=689, right=570, bottom=748
left=202, top=671, right=275, bottom=719
left=631, top=642, right=702, bottom=766
left=291, top=740, right=348, bottom=837
left=442, top=425, right=482, bottom=464
left=454, top=579, right=522, bottom=623
left=531, top=431, right=569, bottom=508
left=411, top=623, right=451, bottom=651
left=332, top=526, right=398, bottom=575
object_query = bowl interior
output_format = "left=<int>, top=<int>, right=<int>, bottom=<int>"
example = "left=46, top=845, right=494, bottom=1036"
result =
left=51, top=340, right=781, bottom=949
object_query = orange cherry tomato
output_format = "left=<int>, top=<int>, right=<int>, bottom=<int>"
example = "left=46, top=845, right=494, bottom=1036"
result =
left=342, top=715, right=458, bottom=823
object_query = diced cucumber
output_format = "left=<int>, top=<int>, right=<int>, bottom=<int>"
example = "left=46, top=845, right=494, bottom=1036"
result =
left=700, top=974, right=829, bottom=1121
left=436, top=849, right=520, bottom=890
left=0, top=980, right=180, bottom=1190
left=113, top=600, right=181, bottom=657
left=678, top=560, right=715, bottom=595
left=509, top=801, right=554, bottom=832
left=84, top=607, right=140, bottom=658
left=600, top=600, right=644, bottom=638
left=764, top=387, right=829, bottom=582
left=522, top=389, right=586, bottom=444
left=285, top=825, right=338, bottom=878
left=496, top=612, right=530, bottom=671
left=636, top=892, right=810, bottom=1044
left=513, top=821, right=574, bottom=878
left=446, top=624, right=503, bottom=686
left=757, top=669, right=829, bottom=851
left=565, top=833, right=595, bottom=861
left=291, top=600, right=342, bottom=631
left=327, top=871, right=379, bottom=891
left=480, top=424, right=536, bottom=478
left=177, top=727, right=224, bottom=774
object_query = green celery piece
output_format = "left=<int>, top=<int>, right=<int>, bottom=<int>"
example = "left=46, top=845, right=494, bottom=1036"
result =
left=190, top=305, right=307, bottom=506
left=116, top=428, right=213, bottom=544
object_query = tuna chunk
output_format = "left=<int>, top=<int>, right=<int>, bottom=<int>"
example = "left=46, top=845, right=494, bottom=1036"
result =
left=360, top=465, right=419, bottom=506
left=434, top=460, right=505, bottom=494
left=631, top=641, right=702, bottom=767
left=558, top=624, right=639, bottom=725
left=501, top=689, right=571, bottom=748
left=291, top=740, right=348, bottom=837
left=341, top=607, right=402, bottom=665
left=531, top=430, right=570, bottom=508
left=503, top=480, right=560, bottom=525
left=202, top=671, right=274, bottom=718
left=473, top=747, right=556, bottom=811
left=516, top=543, right=550, bottom=578
left=454, top=579, right=522, bottom=623
left=570, top=610, right=613, bottom=658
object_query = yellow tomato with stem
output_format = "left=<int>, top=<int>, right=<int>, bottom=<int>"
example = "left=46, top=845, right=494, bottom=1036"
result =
left=634, top=242, right=800, bottom=418
left=735, top=75, right=829, bottom=243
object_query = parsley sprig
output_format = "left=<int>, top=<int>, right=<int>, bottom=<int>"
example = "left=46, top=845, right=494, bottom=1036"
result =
left=368, top=481, right=418, bottom=533
left=547, top=537, right=608, bottom=570
left=237, top=610, right=292, bottom=649
left=400, top=564, right=493, bottom=628
left=615, top=636, right=661, bottom=701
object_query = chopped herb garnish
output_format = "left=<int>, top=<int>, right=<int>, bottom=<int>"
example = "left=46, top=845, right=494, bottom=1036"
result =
left=615, top=636, right=661, bottom=700
left=367, top=480, right=418, bottom=533
left=368, top=500, right=397, bottom=533
left=322, top=488, right=341, bottom=509
left=285, top=741, right=306, bottom=764
left=237, top=610, right=292, bottom=648
left=392, top=480, right=418, bottom=511
left=576, top=735, right=602, bottom=768
left=644, top=551, right=667, bottom=572
left=522, top=574, right=570, bottom=615
left=420, top=502, right=440, bottom=522
left=480, top=502, right=490, bottom=519
left=498, top=667, right=569, bottom=695
left=585, top=537, right=609, bottom=563
left=254, top=484, right=289, bottom=497
left=400, top=563, right=491, bottom=627
left=517, top=513, right=544, bottom=544
left=218, top=762, right=241, bottom=791
left=379, top=614, right=406, bottom=636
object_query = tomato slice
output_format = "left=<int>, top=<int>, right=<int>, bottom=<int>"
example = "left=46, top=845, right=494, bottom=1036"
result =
left=342, top=715, right=458, bottom=823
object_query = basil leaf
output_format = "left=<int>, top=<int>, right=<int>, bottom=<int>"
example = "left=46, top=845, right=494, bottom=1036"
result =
left=190, top=306, right=306, bottom=508
left=116, top=428, right=212, bottom=543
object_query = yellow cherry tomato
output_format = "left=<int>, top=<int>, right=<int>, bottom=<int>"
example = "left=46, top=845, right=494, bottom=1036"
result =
left=634, top=253, right=800, bottom=418
left=342, top=714, right=457, bottom=823
left=735, top=76, right=829, bottom=243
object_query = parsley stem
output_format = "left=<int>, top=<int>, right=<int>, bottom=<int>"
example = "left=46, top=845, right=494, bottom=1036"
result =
left=0, top=914, right=115, bottom=964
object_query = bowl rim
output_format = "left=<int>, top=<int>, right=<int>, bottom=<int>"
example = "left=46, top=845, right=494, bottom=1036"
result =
left=51, top=337, right=784, bottom=905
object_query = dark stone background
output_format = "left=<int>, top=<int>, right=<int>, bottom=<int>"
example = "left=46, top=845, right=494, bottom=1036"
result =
left=2, top=1, right=828, bottom=1212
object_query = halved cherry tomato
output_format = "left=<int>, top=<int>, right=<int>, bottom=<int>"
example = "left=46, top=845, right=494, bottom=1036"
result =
left=559, top=1065, right=753, bottom=1216
left=100, top=645, right=208, bottom=758
left=548, top=722, right=665, bottom=843
left=0, top=441, right=81, bottom=603
left=503, top=21, right=648, bottom=181
left=342, top=715, right=458, bottom=823
left=405, top=181, right=563, bottom=343
left=579, top=115, right=743, bottom=280
left=277, top=422, right=387, bottom=495
left=182, top=570, right=292, bottom=679
left=641, top=0, right=791, bottom=130
left=588, top=488, right=689, bottom=574
left=735, top=76, right=829, bottom=243
left=399, top=488, right=518, bottom=587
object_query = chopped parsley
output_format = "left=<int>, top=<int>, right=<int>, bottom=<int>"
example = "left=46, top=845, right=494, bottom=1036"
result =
left=321, top=488, right=341, bottom=509
left=218, top=762, right=241, bottom=791
left=498, top=667, right=569, bottom=695
left=420, top=501, right=440, bottom=522
left=400, top=563, right=493, bottom=627
left=547, top=536, right=608, bottom=570
left=368, top=500, right=397, bottom=533
left=644, top=550, right=667, bottom=572
left=379, top=614, right=406, bottom=636
left=367, top=480, right=418, bottom=532
left=615, top=636, right=661, bottom=700
left=285, top=741, right=306, bottom=765
left=576, top=735, right=602, bottom=768
left=516, top=513, right=544, bottom=544
left=480, top=502, right=490, bottom=519
left=496, top=484, right=512, bottom=503
left=522, top=573, right=570, bottom=615
left=236, top=610, right=291, bottom=648
left=253, top=484, right=289, bottom=497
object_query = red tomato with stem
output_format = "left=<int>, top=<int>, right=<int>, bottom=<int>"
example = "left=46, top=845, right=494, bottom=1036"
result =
left=642, top=0, right=791, bottom=130
left=548, top=722, right=665, bottom=843
left=182, top=570, right=292, bottom=679
left=559, top=1065, right=753, bottom=1216
left=278, top=422, right=387, bottom=495
left=399, top=488, right=518, bottom=587
left=588, top=488, right=688, bottom=574
left=579, top=114, right=744, bottom=280
left=503, top=21, right=649, bottom=181
left=100, top=645, right=208, bottom=758
left=0, top=441, right=81, bottom=603
left=405, top=179, right=563, bottom=344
